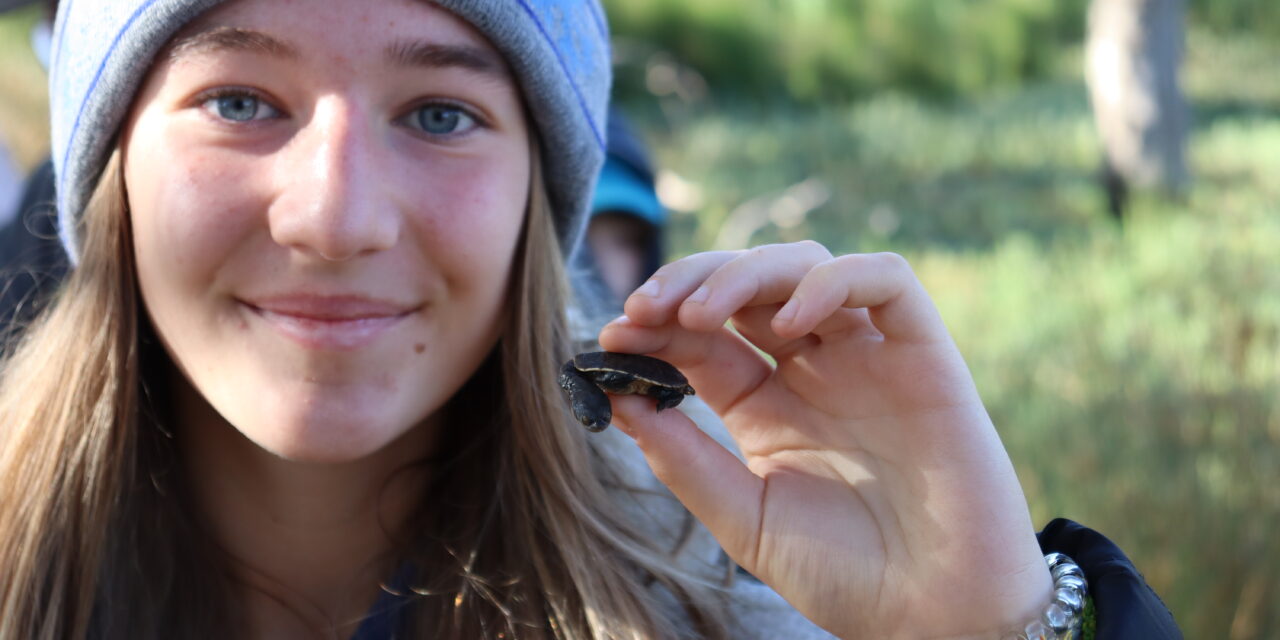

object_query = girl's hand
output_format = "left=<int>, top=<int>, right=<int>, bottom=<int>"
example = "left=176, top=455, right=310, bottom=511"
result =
left=597, top=242, right=1053, bottom=639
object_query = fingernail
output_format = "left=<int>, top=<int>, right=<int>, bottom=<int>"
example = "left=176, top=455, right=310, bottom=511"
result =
left=775, top=298, right=799, bottom=322
left=607, top=314, right=633, bottom=327
left=686, top=286, right=710, bottom=304
left=634, top=279, right=661, bottom=298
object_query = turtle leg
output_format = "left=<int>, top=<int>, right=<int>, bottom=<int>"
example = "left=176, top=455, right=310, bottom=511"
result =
left=652, top=387, right=686, bottom=412
left=558, top=362, right=612, bottom=432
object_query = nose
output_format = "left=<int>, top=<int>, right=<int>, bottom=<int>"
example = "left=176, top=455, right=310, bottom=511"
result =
left=269, top=97, right=400, bottom=261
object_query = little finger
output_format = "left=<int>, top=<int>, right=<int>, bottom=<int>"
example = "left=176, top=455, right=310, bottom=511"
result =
left=770, top=252, right=948, bottom=343
left=727, top=304, right=822, bottom=361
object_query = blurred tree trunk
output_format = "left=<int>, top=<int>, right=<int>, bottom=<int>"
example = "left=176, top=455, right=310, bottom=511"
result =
left=1085, top=0, right=1189, bottom=220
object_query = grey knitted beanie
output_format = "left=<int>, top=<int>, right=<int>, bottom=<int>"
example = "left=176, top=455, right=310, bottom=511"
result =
left=50, top=0, right=611, bottom=263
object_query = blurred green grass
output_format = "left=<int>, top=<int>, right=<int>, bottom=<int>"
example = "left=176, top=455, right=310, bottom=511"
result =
left=2, top=5, right=1278, bottom=639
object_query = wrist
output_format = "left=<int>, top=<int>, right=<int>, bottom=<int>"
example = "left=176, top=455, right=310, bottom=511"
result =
left=999, top=552, right=1089, bottom=640
left=905, top=552, right=1089, bottom=640
left=831, top=553, right=1089, bottom=640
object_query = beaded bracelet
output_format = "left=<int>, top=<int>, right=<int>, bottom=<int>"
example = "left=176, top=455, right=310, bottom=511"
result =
left=1004, top=552, right=1089, bottom=640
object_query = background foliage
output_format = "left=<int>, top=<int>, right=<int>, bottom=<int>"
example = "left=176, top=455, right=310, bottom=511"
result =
left=606, top=0, right=1280, bottom=103
left=2, top=1, right=1278, bottom=637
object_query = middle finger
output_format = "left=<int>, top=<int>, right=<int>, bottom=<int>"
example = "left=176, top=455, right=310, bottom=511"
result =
left=676, top=241, right=834, bottom=332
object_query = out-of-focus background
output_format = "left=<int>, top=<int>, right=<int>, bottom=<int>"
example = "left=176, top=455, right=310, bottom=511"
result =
left=1, top=1, right=1277, bottom=636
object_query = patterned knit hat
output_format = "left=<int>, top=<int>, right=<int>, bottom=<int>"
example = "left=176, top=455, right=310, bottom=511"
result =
left=50, top=0, right=611, bottom=263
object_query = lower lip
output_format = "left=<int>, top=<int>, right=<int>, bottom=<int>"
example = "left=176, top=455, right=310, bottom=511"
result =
left=245, top=305, right=409, bottom=351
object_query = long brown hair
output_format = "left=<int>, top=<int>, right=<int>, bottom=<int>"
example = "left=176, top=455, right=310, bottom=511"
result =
left=0, top=141, right=733, bottom=638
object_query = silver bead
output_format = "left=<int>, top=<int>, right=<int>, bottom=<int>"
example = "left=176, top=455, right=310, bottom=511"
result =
left=1018, top=553, right=1088, bottom=640
left=1044, top=552, right=1071, bottom=569
left=1052, top=562, right=1084, bottom=582
left=1057, top=574, right=1088, bottom=597
left=1044, top=602, right=1073, bottom=634
left=1055, top=586, right=1084, bottom=615
left=1023, top=618, right=1051, bottom=640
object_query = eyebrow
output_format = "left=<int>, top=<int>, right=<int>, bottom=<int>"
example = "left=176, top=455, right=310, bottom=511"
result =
left=167, top=26, right=299, bottom=61
left=384, top=40, right=509, bottom=78
left=166, top=28, right=508, bottom=80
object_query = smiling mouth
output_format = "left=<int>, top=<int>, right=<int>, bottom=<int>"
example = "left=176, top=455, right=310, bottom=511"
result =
left=240, top=297, right=418, bottom=351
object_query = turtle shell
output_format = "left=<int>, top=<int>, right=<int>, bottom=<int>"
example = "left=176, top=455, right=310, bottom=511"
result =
left=570, top=352, right=691, bottom=390
left=558, top=352, right=696, bottom=432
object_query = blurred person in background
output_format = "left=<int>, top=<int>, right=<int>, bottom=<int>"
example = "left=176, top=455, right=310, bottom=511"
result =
left=582, top=109, right=667, bottom=307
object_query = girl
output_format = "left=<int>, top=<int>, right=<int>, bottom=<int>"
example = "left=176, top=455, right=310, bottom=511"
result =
left=0, top=0, right=1176, bottom=638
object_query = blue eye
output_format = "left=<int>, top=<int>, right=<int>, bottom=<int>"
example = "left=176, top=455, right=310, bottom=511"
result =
left=200, top=92, right=280, bottom=122
left=410, top=104, right=478, bottom=136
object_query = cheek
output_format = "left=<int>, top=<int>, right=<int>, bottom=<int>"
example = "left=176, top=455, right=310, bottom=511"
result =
left=405, top=154, right=530, bottom=282
left=127, top=147, right=268, bottom=288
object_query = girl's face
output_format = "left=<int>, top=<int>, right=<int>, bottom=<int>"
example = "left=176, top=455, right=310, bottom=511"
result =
left=122, top=0, right=530, bottom=462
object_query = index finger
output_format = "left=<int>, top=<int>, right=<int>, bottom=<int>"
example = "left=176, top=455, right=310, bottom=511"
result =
left=622, top=251, right=741, bottom=327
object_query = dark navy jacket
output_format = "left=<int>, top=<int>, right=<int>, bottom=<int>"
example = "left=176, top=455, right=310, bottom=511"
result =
left=1037, top=518, right=1182, bottom=639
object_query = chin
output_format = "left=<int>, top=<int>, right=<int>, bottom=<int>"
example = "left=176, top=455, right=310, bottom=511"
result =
left=168, top=350, right=443, bottom=465
left=262, top=432, right=388, bottom=464
left=233, top=399, right=428, bottom=464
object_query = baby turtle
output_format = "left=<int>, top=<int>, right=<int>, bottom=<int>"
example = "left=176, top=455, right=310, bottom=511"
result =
left=558, top=351, right=695, bottom=432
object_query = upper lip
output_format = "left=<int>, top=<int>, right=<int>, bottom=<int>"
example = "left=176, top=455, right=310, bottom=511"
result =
left=241, top=294, right=420, bottom=320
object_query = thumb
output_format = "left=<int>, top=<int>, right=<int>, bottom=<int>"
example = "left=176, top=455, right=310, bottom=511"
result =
left=610, top=394, right=764, bottom=565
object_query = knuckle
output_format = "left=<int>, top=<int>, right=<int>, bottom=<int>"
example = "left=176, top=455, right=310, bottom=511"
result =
left=647, top=262, right=677, bottom=283
left=811, top=256, right=844, bottom=280
left=870, top=251, right=911, bottom=272
left=826, top=252, right=914, bottom=281
left=723, top=246, right=768, bottom=273
left=716, top=249, right=750, bottom=267
left=740, top=240, right=831, bottom=268
left=828, top=253, right=869, bottom=271
left=795, top=239, right=829, bottom=256
left=657, top=250, right=733, bottom=277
